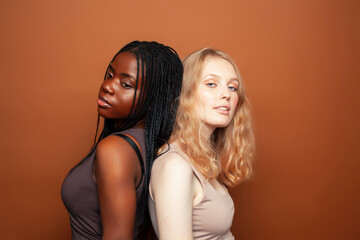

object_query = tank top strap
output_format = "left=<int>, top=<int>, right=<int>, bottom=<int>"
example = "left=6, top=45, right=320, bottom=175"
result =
left=168, top=143, right=206, bottom=187
left=111, top=128, right=146, bottom=191
left=111, top=129, right=146, bottom=162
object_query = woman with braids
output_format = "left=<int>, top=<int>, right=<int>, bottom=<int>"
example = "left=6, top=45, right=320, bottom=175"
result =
left=149, top=48, right=255, bottom=239
left=61, top=41, right=183, bottom=240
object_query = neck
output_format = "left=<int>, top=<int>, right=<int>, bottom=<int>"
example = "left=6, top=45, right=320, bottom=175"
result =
left=133, top=119, right=145, bottom=129
left=113, top=118, right=145, bottom=130
left=200, top=122, right=215, bottom=141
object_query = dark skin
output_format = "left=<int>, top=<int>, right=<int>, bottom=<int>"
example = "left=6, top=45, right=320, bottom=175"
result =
left=95, top=51, right=144, bottom=240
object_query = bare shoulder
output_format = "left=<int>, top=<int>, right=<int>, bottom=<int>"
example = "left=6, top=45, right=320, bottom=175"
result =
left=96, top=135, right=136, bottom=159
left=95, top=135, right=139, bottom=176
left=150, top=151, right=195, bottom=198
left=152, top=151, right=193, bottom=177
left=150, top=149, right=196, bottom=229
left=96, top=135, right=132, bottom=152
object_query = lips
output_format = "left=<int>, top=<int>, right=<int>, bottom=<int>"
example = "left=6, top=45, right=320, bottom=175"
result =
left=97, top=96, right=111, bottom=108
left=214, top=106, right=230, bottom=115
left=215, top=106, right=229, bottom=111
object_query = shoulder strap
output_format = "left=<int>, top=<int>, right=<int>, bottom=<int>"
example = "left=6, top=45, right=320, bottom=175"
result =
left=114, top=133, right=145, bottom=184
left=170, top=144, right=205, bottom=185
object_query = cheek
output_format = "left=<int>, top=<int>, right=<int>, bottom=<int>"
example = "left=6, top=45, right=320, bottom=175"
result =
left=195, top=91, right=211, bottom=112
left=117, top=93, right=134, bottom=110
left=197, top=89, right=214, bottom=104
left=233, top=95, right=239, bottom=105
left=231, top=95, right=239, bottom=110
left=194, top=98, right=204, bottom=115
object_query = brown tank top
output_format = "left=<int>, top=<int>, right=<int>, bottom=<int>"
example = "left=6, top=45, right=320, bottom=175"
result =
left=61, top=128, right=146, bottom=240
left=149, top=143, right=235, bottom=240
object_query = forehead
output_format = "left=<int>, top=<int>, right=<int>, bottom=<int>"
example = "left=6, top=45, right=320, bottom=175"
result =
left=110, top=51, right=138, bottom=74
left=201, top=57, right=237, bottom=79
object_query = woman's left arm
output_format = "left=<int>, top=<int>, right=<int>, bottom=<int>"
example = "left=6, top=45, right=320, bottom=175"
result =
left=95, top=135, right=142, bottom=240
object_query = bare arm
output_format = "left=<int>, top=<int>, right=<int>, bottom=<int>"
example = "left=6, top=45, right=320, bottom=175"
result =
left=150, top=153, right=195, bottom=240
left=95, top=135, right=142, bottom=240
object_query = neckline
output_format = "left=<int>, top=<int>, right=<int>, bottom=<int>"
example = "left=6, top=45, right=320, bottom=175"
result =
left=206, top=179, right=229, bottom=196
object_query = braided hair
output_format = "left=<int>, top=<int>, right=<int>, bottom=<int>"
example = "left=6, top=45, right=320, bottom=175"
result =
left=75, top=41, right=183, bottom=235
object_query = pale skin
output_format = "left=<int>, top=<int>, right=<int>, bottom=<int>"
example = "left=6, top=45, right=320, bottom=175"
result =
left=150, top=57, right=239, bottom=239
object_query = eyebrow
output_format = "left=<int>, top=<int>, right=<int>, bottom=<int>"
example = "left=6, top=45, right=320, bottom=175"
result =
left=204, top=74, right=239, bottom=82
left=204, top=74, right=220, bottom=79
left=120, top=73, right=136, bottom=81
left=108, top=65, right=136, bottom=80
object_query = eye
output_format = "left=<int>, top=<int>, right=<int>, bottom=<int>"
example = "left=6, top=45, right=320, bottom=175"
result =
left=228, top=81, right=239, bottom=91
left=121, top=82, right=133, bottom=89
left=105, top=72, right=113, bottom=79
left=206, top=82, right=217, bottom=87
left=228, top=86, right=238, bottom=91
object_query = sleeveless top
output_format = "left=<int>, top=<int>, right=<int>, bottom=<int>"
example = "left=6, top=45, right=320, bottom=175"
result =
left=61, top=128, right=146, bottom=240
left=148, top=143, right=235, bottom=240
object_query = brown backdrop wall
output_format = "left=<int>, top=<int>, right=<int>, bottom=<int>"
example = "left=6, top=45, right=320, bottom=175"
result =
left=0, top=0, right=359, bottom=239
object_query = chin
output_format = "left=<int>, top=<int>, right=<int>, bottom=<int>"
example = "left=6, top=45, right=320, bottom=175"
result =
left=209, top=122, right=232, bottom=129
left=97, top=109, right=110, bottom=119
left=213, top=119, right=232, bottom=127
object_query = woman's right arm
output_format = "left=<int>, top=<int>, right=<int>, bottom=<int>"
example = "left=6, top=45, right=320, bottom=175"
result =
left=95, top=135, right=141, bottom=240
left=150, top=152, right=195, bottom=240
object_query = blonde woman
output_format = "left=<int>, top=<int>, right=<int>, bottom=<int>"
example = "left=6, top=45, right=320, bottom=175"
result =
left=149, top=48, right=255, bottom=239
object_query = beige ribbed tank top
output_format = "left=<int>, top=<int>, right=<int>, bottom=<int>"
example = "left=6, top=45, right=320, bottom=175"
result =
left=149, top=143, right=235, bottom=240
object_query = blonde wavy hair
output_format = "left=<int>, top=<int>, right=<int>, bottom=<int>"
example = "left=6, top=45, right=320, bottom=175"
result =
left=168, top=48, right=255, bottom=187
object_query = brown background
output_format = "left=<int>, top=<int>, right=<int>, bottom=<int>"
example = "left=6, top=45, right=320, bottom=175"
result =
left=0, top=0, right=359, bottom=239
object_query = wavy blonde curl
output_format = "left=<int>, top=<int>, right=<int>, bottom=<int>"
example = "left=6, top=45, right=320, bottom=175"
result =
left=168, top=48, right=255, bottom=187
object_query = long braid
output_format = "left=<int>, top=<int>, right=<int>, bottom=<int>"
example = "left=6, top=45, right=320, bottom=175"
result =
left=71, top=41, right=183, bottom=236
left=138, top=42, right=183, bottom=235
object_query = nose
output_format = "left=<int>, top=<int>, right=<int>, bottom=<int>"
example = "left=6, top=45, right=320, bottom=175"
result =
left=220, top=86, right=231, bottom=100
left=101, top=80, right=115, bottom=95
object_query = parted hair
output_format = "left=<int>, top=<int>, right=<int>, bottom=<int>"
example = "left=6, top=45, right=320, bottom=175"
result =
left=169, top=48, right=255, bottom=187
